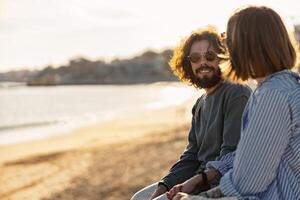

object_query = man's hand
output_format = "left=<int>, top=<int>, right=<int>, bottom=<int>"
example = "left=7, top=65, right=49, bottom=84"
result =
left=166, top=175, right=202, bottom=200
left=149, top=184, right=168, bottom=200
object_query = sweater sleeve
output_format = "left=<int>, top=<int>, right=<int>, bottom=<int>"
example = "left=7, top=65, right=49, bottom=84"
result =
left=160, top=97, right=203, bottom=189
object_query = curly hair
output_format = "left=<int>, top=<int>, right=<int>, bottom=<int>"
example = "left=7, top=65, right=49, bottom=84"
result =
left=169, top=26, right=227, bottom=88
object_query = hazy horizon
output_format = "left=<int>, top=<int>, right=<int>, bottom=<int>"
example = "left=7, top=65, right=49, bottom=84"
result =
left=1, top=0, right=300, bottom=72
left=0, top=47, right=172, bottom=73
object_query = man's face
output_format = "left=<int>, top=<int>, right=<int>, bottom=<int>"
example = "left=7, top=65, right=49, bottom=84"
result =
left=188, top=40, right=222, bottom=88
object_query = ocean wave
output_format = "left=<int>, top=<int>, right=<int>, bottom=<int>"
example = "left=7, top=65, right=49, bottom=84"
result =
left=0, top=121, right=59, bottom=132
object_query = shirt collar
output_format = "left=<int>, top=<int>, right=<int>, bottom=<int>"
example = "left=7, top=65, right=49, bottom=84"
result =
left=257, top=69, right=299, bottom=87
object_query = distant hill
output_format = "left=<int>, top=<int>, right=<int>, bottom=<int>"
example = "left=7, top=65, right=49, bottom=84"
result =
left=0, top=49, right=179, bottom=86
left=2, top=23, right=300, bottom=86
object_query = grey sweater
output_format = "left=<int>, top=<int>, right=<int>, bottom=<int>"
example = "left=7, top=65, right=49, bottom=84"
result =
left=160, top=81, right=251, bottom=189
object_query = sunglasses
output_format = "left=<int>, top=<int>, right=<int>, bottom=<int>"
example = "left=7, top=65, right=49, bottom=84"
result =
left=188, top=51, right=217, bottom=63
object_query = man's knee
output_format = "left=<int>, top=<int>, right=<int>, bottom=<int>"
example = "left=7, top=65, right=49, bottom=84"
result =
left=131, top=183, right=158, bottom=200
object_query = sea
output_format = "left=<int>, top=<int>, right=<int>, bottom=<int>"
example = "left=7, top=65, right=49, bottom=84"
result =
left=0, top=82, right=199, bottom=145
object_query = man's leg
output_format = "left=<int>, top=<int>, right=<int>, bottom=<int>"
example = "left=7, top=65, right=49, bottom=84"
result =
left=152, top=194, right=169, bottom=200
left=131, top=183, right=158, bottom=200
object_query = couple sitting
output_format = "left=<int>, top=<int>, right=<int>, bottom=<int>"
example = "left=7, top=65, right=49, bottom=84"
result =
left=132, top=5, right=300, bottom=200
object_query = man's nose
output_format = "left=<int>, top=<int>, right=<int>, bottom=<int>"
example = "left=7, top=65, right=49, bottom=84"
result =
left=199, top=59, right=207, bottom=66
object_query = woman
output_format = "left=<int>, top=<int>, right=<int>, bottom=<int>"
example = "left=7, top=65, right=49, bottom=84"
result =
left=173, top=5, right=300, bottom=200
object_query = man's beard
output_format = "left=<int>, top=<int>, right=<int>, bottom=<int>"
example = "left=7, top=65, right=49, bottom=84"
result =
left=193, top=65, right=222, bottom=88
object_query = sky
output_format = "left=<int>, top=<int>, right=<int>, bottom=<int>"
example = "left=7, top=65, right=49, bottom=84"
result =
left=1, top=0, right=300, bottom=72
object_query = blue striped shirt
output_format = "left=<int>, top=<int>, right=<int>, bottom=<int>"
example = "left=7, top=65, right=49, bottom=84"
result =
left=214, top=70, right=300, bottom=199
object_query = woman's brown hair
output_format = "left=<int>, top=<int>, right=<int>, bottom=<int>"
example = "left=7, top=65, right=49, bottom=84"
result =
left=169, top=26, right=227, bottom=88
left=226, top=6, right=297, bottom=80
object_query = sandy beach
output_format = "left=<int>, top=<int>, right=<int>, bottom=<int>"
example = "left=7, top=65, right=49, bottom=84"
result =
left=0, top=94, right=199, bottom=200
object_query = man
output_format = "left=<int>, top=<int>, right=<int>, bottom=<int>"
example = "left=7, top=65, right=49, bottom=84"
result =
left=131, top=26, right=251, bottom=200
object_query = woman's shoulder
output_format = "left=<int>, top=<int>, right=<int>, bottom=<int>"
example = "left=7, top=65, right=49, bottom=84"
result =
left=258, top=70, right=300, bottom=93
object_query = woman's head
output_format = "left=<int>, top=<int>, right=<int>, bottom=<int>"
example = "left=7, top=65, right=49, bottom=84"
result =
left=226, top=6, right=297, bottom=80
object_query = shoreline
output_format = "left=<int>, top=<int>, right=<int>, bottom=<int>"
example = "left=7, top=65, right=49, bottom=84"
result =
left=0, top=94, right=199, bottom=165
